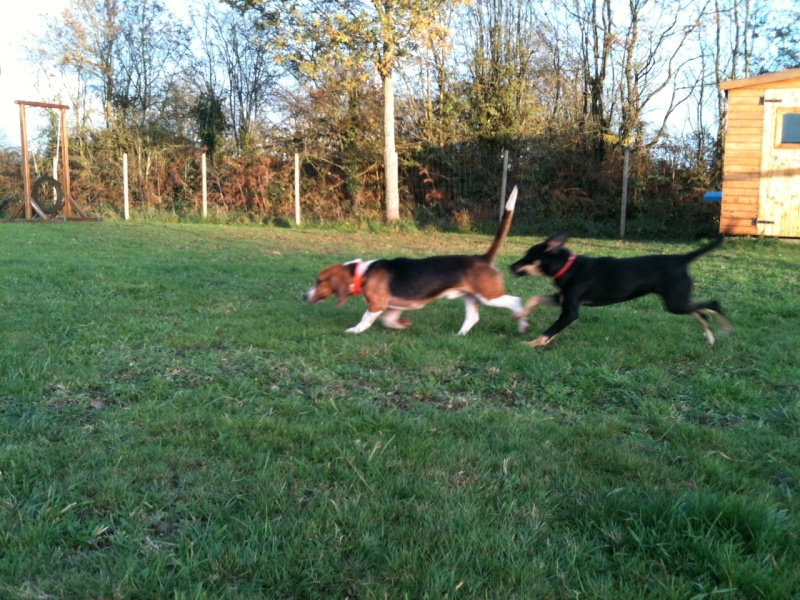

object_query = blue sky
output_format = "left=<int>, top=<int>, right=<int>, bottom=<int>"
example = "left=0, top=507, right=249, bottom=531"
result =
left=1, top=0, right=193, bottom=148
left=0, top=0, right=73, bottom=145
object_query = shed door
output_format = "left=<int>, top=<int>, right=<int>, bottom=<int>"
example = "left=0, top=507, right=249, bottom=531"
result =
left=758, top=88, right=800, bottom=237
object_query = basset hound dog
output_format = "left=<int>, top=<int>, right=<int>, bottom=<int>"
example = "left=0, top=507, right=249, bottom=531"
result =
left=304, top=187, right=529, bottom=335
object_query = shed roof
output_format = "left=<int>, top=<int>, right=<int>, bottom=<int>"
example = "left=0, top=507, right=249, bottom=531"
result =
left=719, top=67, right=800, bottom=91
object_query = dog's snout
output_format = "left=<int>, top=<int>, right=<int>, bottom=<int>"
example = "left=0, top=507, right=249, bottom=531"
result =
left=510, top=260, right=541, bottom=277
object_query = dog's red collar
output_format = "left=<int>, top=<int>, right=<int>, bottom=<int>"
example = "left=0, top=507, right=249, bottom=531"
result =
left=553, top=254, right=577, bottom=279
left=350, top=260, right=369, bottom=295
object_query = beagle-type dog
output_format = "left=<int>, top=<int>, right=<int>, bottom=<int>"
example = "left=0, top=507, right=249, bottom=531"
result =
left=304, top=187, right=529, bottom=335
left=510, top=233, right=732, bottom=347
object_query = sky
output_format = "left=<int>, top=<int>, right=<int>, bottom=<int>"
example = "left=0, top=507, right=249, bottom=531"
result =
left=0, top=0, right=72, bottom=146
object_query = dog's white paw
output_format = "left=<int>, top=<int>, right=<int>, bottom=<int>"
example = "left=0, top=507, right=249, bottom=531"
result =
left=517, top=317, right=530, bottom=334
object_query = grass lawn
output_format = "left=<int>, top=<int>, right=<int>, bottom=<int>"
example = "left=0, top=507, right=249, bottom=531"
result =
left=1, top=221, right=798, bottom=599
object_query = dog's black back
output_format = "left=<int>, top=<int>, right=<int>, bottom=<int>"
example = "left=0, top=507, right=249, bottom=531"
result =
left=544, top=238, right=721, bottom=307
left=509, top=234, right=730, bottom=346
left=379, top=255, right=484, bottom=299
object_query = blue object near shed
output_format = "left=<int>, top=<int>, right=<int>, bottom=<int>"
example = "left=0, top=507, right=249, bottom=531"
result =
left=703, top=191, right=722, bottom=202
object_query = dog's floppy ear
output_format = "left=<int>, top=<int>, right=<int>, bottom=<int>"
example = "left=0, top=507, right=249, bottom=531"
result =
left=334, top=272, right=351, bottom=307
left=545, top=233, right=569, bottom=252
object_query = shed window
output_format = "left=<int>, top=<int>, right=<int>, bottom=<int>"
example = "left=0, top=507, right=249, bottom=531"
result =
left=782, top=113, right=800, bottom=144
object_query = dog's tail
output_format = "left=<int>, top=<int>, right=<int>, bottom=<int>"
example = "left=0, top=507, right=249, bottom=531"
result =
left=683, top=235, right=723, bottom=263
left=484, top=186, right=518, bottom=265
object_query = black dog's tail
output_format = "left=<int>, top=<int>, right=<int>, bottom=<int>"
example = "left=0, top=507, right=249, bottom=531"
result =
left=683, top=235, right=723, bottom=263
left=484, top=186, right=518, bottom=265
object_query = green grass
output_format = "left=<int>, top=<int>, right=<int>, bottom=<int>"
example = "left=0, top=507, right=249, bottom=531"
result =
left=1, top=222, right=798, bottom=599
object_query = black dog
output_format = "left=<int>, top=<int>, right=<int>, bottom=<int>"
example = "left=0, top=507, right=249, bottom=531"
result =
left=510, top=234, right=732, bottom=347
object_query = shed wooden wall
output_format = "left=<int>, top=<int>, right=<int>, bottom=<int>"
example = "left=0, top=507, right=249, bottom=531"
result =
left=720, top=88, right=762, bottom=234
left=720, top=77, right=800, bottom=235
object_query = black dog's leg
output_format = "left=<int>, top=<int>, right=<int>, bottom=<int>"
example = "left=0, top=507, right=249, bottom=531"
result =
left=662, top=283, right=731, bottom=346
left=519, top=294, right=560, bottom=319
left=699, top=302, right=732, bottom=334
left=690, top=310, right=717, bottom=346
left=689, top=300, right=732, bottom=346
left=526, top=299, right=579, bottom=347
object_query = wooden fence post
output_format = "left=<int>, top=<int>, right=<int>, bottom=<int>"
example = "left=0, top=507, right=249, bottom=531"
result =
left=202, top=152, right=208, bottom=218
left=294, top=152, right=300, bottom=225
left=59, top=107, right=72, bottom=219
left=620, top=147, right=630, bottom=239
left=499, top=149, right=509, bottom=222
left=123, top=153, right=129, bottom=220
left=19, top=103, right=32, bottom=220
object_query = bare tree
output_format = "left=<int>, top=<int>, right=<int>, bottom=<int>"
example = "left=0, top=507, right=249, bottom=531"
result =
left=461, top=0, right=541, bottom=137
left=224, top=0, right=462, bottom=221
left=114, top=0, right=191, bottom=127
left=32, top=0, right=190, bottom=131
left=582, top=0, right=614, bottom=156
left=706, top=0, right=762, bottom=178
left=401, top=3, right=460, bottom=148
left=189, top=1, right=279, bottom=153
left=616, top=0, right=701, bottom=150
left=32, top=0, right=123, bottom=127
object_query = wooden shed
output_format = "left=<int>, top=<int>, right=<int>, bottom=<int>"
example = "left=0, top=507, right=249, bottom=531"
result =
left=719, top=67, right=800, bottom=237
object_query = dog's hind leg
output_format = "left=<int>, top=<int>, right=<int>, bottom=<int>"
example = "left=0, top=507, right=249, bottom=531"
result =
left=457, top=296, right=481, bottom=336
left=699, top=302, right=733, bottom=335
left=381, top=309, right=412, bottom=330
left=691, top=311, right=717, bottom=346
left=480, top=294, right=530, bottom=333
left=692, top=301, right=732, bottom=346
left=520, top=294, right=560, bottom=318
left=664, top=291, right=730, bottom=346
left=702, top=311, right=733, bottom=336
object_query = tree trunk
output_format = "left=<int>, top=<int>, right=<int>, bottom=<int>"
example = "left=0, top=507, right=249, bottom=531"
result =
left=383, top=70, right=400, bottom=221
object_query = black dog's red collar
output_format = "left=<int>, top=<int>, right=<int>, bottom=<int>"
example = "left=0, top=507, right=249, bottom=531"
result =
left=553, top=254, right=577, bottom=279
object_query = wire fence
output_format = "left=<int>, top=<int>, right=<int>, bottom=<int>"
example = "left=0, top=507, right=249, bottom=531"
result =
left=2, top=135, right=720, bottom=238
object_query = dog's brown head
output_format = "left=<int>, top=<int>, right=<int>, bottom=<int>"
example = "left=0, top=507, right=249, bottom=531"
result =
left=510, top=233, right=569, bottom=277
left=304, top=263, right=353, bottom=306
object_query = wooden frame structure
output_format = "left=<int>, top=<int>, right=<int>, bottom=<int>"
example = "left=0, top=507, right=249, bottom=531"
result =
left=10, top=100, right=90, bottom=221
left=719, top=68, right=800, bottom=237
